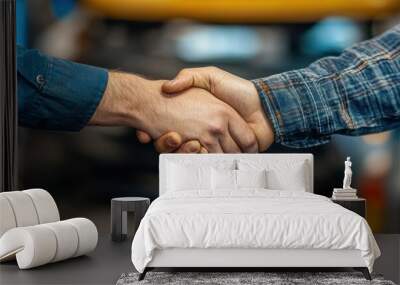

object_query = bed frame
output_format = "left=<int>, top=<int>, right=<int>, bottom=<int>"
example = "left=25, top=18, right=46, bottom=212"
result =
left=139, top=154, right=371, bottom=281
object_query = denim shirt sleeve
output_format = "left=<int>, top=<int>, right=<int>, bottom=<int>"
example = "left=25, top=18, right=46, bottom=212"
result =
left=17, top=46, right=108, bottom=131
left=252, top=24, right=400, bottom=148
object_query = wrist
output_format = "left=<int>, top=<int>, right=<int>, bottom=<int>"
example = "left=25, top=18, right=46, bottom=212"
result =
left=89, top=71, right=162, bottom=130
left=130, top=78, right=167, bottom=135
left=89, top=71, right=131, bottom=127
left=248, top=80, right=275, bottom=151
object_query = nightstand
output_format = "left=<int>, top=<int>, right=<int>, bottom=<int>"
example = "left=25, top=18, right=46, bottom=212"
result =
left=111, top=197, right=150, bottom=242
left=331, top=198, right=366, bottom=218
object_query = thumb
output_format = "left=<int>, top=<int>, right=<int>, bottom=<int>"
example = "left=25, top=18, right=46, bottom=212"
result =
left=162, top=68, right=212, bottom=94
left=162, top=74, right=194, bottom=94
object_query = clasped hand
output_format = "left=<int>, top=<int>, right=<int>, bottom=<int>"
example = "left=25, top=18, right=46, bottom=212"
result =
left=138, top=67, right=274, bottom=153
left=91, top=67, right=274, bottom=153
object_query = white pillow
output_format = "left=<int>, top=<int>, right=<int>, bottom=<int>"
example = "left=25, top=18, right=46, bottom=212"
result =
left=266, top=163, right=307, bottom=191
left=211, top=168, right=236, bottom=190
left=236, top=169, right=267, bottom=189
left=166, top=159, right=237, bottom=192
left=167, top=163, right=211, bottom=191
left=238, top=159, right=307, bottom=191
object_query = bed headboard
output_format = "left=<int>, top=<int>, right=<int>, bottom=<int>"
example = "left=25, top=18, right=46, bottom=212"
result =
left=159, top=153, right=314, bottom=195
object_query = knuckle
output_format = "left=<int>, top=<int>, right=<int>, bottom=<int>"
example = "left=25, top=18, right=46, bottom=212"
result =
left=208, top=121, right=225, bottom=135
left=242, top=133, right=258, bottom=152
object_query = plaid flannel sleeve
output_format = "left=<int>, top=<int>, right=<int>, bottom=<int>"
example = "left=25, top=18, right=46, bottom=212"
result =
left=252, top=24, right=400, bottom=148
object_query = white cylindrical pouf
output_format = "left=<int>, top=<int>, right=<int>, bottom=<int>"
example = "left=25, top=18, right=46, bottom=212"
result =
left=42, top=221, right=79, bottom=262
left=0, top=195, right=17, bottom=237
left=65, top=218, right=98, bottom=257
left=23, top=189, right=60, bottom=223
left=0, top=226, right=57, bottom=269
left=1, top=191, right=39, bottom=227
left=0, top=219, right=98, bottom=269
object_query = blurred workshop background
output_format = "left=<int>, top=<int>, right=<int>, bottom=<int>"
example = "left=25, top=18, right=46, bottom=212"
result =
left=17, top=0, right=400, bottom=234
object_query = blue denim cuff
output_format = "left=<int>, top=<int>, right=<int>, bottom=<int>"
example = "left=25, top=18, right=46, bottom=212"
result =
left=17, top=48, right=108, bottom=131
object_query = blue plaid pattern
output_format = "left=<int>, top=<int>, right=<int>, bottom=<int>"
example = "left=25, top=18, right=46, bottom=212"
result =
left=253, top=25, right=400, bottom=148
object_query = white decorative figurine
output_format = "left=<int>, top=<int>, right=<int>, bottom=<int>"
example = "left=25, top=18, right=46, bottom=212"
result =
left=343, top=156, right=353, bottom=189
left=332, top=156, right=358, bottom=199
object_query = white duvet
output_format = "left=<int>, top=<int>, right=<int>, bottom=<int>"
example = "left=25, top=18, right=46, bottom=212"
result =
left=131, top=190, right=380, bottom=273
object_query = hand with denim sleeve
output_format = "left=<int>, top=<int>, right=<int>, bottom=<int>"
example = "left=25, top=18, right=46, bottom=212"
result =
left=17, top=46, right=258, bottom=153
left=152, top=24, right=400, bottom=150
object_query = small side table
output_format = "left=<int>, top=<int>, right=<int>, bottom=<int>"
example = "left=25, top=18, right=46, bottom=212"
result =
left=111, top=197, right=150, bottom=242
left=331, top=198, right=366, bottom=218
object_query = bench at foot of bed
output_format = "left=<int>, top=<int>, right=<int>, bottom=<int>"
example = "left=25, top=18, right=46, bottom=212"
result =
left=137, top=267, right=372, bottom=281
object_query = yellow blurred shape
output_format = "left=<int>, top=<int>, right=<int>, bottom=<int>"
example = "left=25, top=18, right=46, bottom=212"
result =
left=362, top=132, right=391, bottom=145
left=81, top=0, right=400, bottom=23
left=363, top=150, right=391, bottom=177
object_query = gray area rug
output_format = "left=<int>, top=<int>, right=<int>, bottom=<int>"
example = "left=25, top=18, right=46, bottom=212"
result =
left=117, top=272, right=395, bottom=285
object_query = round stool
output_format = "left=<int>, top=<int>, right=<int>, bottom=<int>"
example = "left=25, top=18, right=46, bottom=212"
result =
left=110, top=197, right=150, bottom=242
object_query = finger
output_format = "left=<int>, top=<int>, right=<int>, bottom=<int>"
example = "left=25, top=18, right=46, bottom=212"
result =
left=199, top=137, right=224, bottom=153
left=154, top=132, right=182, bottom=153
left=136, top=130, right=152, bottom=144
left=162, top=68, right=211, bottom=94
left=162, top=75, right=194, bottom=94
left=219, top=133, right=242, bottom=153
left=200, top=147, right=208, bottom=154
left=227, top=111, right=259, bottom=153
left=176, top=140, right=202, bottom=153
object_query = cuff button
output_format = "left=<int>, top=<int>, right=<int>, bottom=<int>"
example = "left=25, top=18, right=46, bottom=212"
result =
left=36, top=74, right=45, bottom=85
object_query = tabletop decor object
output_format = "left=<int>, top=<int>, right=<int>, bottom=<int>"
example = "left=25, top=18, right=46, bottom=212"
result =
left=332, top=157, right=358, bottom=200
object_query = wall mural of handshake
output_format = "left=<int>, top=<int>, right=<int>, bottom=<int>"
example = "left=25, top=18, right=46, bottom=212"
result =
left=18, top=25, right=400, bottom=153
left=0, top=189, right=98, bottom=269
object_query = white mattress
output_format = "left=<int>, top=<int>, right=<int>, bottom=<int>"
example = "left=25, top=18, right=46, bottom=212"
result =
left=131, top=190, right=380, bottom=273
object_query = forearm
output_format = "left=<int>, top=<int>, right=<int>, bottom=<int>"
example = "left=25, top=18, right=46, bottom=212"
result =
left=253, top=24, right=400, bottom=148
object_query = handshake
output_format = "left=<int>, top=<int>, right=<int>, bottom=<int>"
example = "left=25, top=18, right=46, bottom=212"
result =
left=90, top=67, right=275, bottom=153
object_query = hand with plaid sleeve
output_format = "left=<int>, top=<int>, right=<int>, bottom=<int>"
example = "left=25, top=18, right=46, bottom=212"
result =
left=154, top=24, right=400, bottom=151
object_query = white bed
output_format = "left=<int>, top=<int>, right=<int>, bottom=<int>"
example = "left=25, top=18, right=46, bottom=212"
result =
left=131, top=154, right=380, bottom=280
